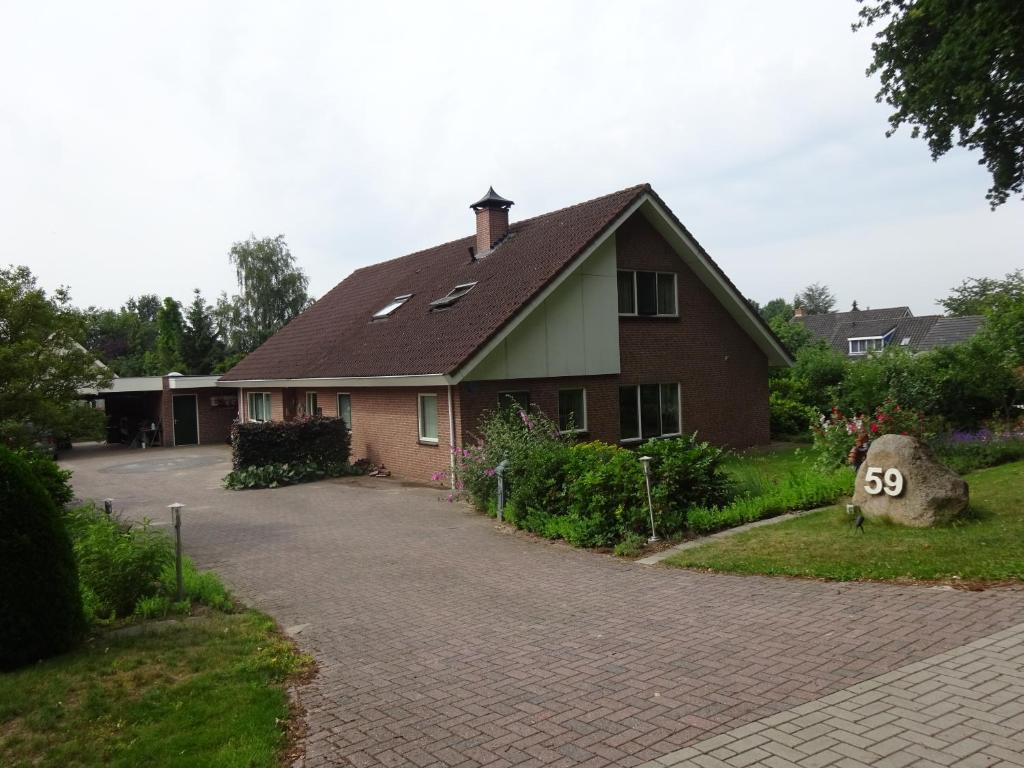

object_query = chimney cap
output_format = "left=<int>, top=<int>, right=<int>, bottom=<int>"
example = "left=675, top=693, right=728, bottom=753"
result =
left=470, top=186, right=514, bottom=211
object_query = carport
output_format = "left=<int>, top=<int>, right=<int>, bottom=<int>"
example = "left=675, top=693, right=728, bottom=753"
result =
left=90, top=374, right=237, bottom=447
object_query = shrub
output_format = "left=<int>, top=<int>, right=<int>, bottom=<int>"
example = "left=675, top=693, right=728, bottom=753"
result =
left=641, top=434, right=733, bottom=531
left=224, top=460, right=351, bottom=490
left=64, top=504, right=173, bottom=622
left=688, top=467, right=853, bottom=534
left=812, top=400, right=934, bottom=469
left=769, top=393, right=816, bottom=438
left=613, top=532, right=648, bottom=558
left=159, top=557, right=233, bottom=612
left=0, top=446, right=85, bottom=670
left=16, top=448, right=74, bottom=507
left=231, top=416, right=350, bottom=471
left=560, top=441, right=646, bottom=546
left=932, top=430, right=1024, bottom=475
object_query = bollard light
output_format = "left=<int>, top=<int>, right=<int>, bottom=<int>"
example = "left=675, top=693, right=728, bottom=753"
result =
left=103, top=498, right=114, bottom=517
left=168, top=503, right=184, bottom=602
left=495, top=459, right=509, bottom=523
left=639, top=455, right=658, bottom=543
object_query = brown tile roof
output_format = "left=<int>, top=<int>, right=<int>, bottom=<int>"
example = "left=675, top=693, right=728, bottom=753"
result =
left=221, top=185, right=649, bottom=380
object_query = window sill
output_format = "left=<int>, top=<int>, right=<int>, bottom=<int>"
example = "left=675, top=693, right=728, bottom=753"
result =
left=618, top=314, right=680, bottom=320
left=418, top=439, right=439, bottom=446
left=558, top=429, right=589, bottom=437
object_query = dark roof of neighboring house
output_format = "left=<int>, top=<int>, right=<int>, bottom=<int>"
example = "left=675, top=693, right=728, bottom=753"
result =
left=796, top=306, right=983, bottom=356
left=918, top=315, right=986, bottom=351
left=222, top=184, right=788, bottom=382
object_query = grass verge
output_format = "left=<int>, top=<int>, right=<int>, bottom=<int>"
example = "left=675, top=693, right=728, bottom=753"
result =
left=664, top=460, right=1024, bottom=583
left=0, top=610, right=313, bottom=768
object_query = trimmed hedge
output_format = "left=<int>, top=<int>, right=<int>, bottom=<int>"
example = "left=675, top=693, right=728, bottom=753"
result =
left=231, top=416, right=350, bottom=471
left=0, top=446, right=85, bottom=670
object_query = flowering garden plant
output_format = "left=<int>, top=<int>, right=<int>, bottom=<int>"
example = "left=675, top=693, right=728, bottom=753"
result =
left=812, top=398, right=934, bottom=469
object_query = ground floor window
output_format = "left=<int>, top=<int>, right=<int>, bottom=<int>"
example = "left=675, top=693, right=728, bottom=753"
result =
left=337, top=393, right=352, bottom=430
left=498, top=391, right=530, bottom=412
left=306, top=392, right=320, bottom=416
left=418, top=394, right=438, bottom=443
left=619, top=383, right=680, bottom=441
left=558, top=388, right=587, bottom=433
left=247, top=392, right=272, bottom=422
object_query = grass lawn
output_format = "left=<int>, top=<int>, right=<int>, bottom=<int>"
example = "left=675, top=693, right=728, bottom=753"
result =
left=664, top=460, right=1024, bottom=583
left=0, top=610, right=312, bottom=768
left=722, top=444, right=812, bottom=496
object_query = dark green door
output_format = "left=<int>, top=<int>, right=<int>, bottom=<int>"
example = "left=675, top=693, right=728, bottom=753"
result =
left=173, top=395, right=198, bottom=446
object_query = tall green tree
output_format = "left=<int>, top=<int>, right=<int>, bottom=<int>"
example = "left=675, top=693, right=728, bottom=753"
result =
left=0, top=266, right=110, bottom=444
left=939, top=269, right=1024, bottom=315
left=147, top=297, right=185, bottom=374
left=759, top=297, right=795, bottom=325
left=855, top=0, right=1024, bottom=208
left=793, top=283, right=837, bottom=315
left=224, top=235, right=311, bottom=353
left=181, top=289, right=223, bottom=374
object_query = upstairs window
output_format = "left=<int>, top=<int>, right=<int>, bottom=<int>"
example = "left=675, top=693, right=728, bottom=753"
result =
left=429, top=282, right=477, bottom=311
left=372, top=294, right=412, bottom=320
left=849, top=337, right=885, bottom=355
left=617, top=271, right=677, bottom=316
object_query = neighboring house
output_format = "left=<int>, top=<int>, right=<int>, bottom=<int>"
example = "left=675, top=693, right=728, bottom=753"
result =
left=794, top=306, right=985, bottom=358
left=218, top=184, right=791, bottom=480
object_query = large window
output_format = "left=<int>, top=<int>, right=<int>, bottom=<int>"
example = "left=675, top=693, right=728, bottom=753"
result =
left=247, top=392, right=272, bottom=422
left=305, top=392, right=320, bottom=416
left=558, top=388, right=587, bottom=433
left=418, top=394, right=438, bottom=443
left=849, top=337, right=885, bottom=355
left=619, top=383, right=680, bottom=441
left=337, top=393, right=352, bottom=430
left=617, top=270, right=677, bottom=317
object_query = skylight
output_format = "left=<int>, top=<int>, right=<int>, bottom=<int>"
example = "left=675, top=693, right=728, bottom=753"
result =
left=372, top=294, right=412, bottom=320
left=429, top=282, right=477, bottom=311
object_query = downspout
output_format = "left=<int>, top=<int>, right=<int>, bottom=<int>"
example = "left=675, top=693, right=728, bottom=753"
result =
left=447, top=384, right=456, bottom=491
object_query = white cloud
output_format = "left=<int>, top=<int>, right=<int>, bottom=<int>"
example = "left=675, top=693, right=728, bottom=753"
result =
left=1, top=0, right=1020, bottom=313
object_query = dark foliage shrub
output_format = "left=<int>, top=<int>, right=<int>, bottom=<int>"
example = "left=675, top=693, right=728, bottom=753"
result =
left=64, top=504, right=173, bottom=622
left=231, top=416, right=350, bottom=471
left=640, top=434, right=734, bottom=530
left=0, top=446, right=84, bottom=669
left=16, top=448, right=74, bottom=507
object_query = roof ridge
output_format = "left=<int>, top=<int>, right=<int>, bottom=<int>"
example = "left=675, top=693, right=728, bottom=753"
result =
left=348, top=184, right=650, bottom=275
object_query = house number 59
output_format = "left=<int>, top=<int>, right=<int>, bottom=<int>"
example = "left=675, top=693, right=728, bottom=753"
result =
left=864, top=467, right=904, bottom=497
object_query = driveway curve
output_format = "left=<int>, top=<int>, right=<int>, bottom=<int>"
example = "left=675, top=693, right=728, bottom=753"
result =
left=63, top=445, right=1024, bottom=767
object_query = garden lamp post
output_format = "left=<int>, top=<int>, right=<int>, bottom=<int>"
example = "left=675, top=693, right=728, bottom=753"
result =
left=495, top=459, right=509, bottom=522
left=639, top=455, right=658, bottom=543
left=168, top=503, right=184, bottom=602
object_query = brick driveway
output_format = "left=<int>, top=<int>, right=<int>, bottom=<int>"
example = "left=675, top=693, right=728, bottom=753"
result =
left=64, top=445, right=1024, bottom=767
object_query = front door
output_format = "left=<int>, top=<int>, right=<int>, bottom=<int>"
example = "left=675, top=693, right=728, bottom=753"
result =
left=173, top=395, right=199, bottom=446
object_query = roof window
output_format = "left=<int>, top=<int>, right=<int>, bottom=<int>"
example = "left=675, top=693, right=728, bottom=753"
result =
left=372, top=294, right=412, bottom=320
left=429, top=282, right=477, bottom=311
left=900, top=337, right=911, bottom=346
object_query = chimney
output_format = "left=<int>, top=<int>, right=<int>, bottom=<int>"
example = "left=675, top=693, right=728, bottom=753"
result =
left=793, top=306, right=806, bottom=318
left=470, top=186, right=514, bottom=255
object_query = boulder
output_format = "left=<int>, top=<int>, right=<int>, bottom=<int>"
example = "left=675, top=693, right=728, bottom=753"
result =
left=852, top=434, right=968, bottom=527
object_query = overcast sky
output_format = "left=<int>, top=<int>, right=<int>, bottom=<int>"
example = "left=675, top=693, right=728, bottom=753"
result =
left=3, top=1, right=1021, bottom=316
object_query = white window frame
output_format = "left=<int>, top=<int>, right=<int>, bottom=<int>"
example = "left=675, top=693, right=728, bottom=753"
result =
left=417, top=393, right=439, bottom=444
left=372, top=294, right=412, bottom=320
left=247, top=391, right=272, bottom=423
left=305, top=391, right=320, bottom=416
left=616, top=270, right=678, bottom=317
left=429, top=282, right=477, bottom=311
left=848, top=336, right=885, bottom=355
left=337, top=393, right=352, bottom=431
left=619, top=383, right=682, bottom=443
left=557, top=388, right=588, bottom=434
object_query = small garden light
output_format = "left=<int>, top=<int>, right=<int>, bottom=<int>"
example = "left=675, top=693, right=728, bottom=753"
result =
left=638, top=455, right=658, bottom=543
left=168, top=503, right=184, bottom=601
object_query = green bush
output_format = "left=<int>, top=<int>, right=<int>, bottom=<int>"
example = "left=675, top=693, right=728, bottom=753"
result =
left=64, top=504, right=173, bottom=622
left=613, top=532, right=648, bottom=558
left=159, top=557, right=233, bottom=612
left=933, top=436, right=1024, bottom=475
left=15, top=448, right=74, bottom=507
left=231, top=416, right=350, bottom=471
left=0, top=446, right=85, bottom=670
left=224, top=460, right=352, bottom=490
left=641, top=434, right=733, bottom=531
left=769, top=393, right=816, bottom=438
left=560, top=441, right=646, bottom=546
left=688, top=467, right=853, bottom=534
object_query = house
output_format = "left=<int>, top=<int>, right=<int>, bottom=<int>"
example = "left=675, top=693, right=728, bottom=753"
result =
left=794, top=306, right=985, bottom=358
left=90, top=373, right=236, bottom=447
left=218, top=184, right=791, bottom=480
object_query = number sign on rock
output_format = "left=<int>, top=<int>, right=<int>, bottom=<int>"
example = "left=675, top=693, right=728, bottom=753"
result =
left=852, top=434, right=968, bottom=528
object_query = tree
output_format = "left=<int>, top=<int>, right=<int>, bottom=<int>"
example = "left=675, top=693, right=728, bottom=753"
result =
left=181, top=289, right=224, bottom=374
left=768, top=314, right=812, bottom=355
left=854, top=0, right=1024, bottom=208
left=759, top=297, right=795, bottom=325
left=147, top=297, right=185, bottom=374
left=793, top=283, right=837, bottom=315
left=225, top=235, right=311, bottom=353
left=0, top=266, right=110, bottom=444
left=938, top=269, right=1024, bottom=315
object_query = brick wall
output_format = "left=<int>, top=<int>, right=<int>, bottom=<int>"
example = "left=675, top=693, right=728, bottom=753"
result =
left=194, top=387, right=236, bottom=445
left=616, top=213, right=769, bottom=447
